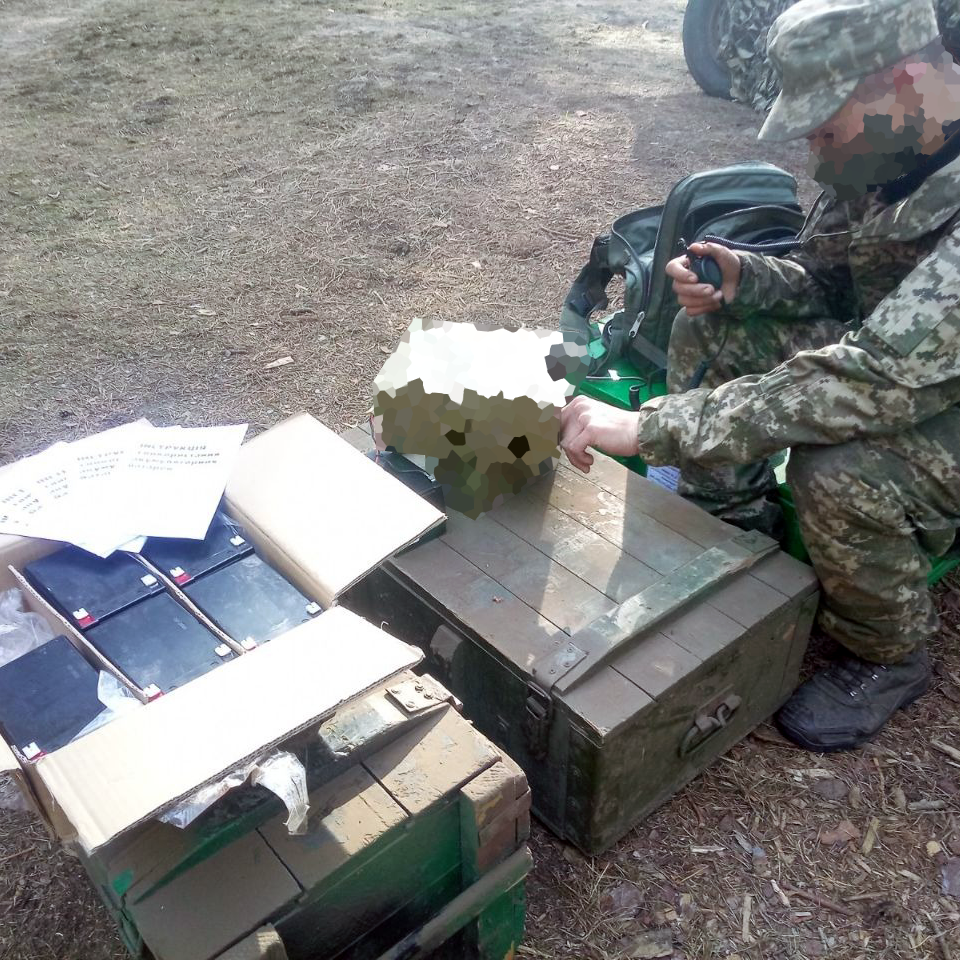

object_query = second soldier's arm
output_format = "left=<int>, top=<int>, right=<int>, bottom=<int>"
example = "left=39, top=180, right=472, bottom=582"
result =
left=727, top=194, right=858, bottom=323
left=636, top=219, right=960, bottom=468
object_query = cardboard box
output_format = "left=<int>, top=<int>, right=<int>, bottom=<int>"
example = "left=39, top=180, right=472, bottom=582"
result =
left=86, top=688, right=530, bottom=960
left=0, top=413, right=445, bottom=854
left=81, top=676, right=530, bottom=960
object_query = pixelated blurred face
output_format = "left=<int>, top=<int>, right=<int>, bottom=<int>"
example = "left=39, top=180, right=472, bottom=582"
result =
left=806, top=58, right=958, bottom=199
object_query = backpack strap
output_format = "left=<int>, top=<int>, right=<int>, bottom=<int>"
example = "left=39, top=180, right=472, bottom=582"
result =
left=560, top=235, right=612, bottom=343
left=601, top=317, right=669, bottom=371
left=561, top=234, right=671, bottom=373
left=559, top=235, right=616, bottom=374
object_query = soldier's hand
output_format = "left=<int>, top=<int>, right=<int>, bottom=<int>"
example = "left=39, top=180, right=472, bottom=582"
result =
left=559, top=396, right=640, bottom=473
left=665, top=242, right=742, bottom=316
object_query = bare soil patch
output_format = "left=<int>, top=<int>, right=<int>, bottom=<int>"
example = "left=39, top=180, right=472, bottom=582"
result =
left=1, top=1, right=956, bottom=959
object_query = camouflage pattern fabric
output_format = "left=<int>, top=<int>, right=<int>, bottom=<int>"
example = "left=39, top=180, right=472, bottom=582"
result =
left=759, top=0, right=940, bottom=143
left=788, top=417, right=958, bottom=662
left=638, top=152, right=960, bottom=662
left=716, top=0, right=960, bottom=113
left=665, top=307, right=959, bottom=663
left=665, top=308, right=850, bottom=536
left=717, top=0, right=795, bottom=112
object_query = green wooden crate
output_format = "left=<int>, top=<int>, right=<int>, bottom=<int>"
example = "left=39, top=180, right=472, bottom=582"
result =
left=80, top=675, right=531, bottom=960
left=341, top=428, right=819, bottom=854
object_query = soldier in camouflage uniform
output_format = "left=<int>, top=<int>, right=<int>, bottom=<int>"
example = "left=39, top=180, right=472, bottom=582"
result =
left=560, top=0, right=960, bottom=751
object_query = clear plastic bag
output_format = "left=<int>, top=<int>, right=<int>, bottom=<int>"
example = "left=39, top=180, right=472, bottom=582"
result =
left=0, top=589, right=55, bottom=668
left=74, top=671, right=143, bottom=739
left=160, top=750, right=309, bottom=832
left=0, top=776, right=31, bottom=813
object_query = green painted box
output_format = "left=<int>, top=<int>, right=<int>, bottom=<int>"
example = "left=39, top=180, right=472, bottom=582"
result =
left=341, top=430, right=820, bottom=855
left=80, top=673, right=531, bottom=960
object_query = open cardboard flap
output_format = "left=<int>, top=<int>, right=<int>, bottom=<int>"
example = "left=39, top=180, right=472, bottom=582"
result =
left=34, top=607, right=421, bottom=853
left=224, top=414, right=445, bottom=609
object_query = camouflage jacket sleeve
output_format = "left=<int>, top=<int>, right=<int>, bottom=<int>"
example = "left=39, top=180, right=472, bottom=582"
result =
left=637, top=225, right=960, bottom=467
left=727, top=194, right=859, bottom=322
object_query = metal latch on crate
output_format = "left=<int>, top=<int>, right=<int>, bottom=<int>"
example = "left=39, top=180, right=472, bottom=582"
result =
left=522, top=681, right=553, bottom=759
left=386, top=674, right=460, bottom=714
left=524, top=642, right=585, bottom=756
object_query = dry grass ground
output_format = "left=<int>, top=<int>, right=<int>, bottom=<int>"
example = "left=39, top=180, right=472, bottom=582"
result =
left=1, top=0, right=959, bottom=958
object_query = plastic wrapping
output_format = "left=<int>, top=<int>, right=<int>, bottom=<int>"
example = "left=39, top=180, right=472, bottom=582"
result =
left=0, top=777, right=31, bottom=813
left=74, top=671, right=143, bottom=739
left=0, top=589, right=55, bottom=668
left=160, top=750, right=309, bottom=832
left=251, top=751, right=309, bottom=835
left=159, top=764, right=256, bottom=828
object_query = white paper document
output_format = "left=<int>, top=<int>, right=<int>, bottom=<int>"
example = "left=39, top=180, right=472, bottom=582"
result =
left=118, top=424, right=249, bottom=540
left=0, top=421, right=247, bottom=556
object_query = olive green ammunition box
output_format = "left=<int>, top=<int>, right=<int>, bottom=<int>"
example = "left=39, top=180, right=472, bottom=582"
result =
left=341, top=428, right=819, bottom=854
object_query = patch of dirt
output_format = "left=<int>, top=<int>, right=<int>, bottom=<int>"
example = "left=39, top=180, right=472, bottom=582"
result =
left=2, top=1, right=951, bottom=959
left=0, top=809, right=125, bottom=959
left=0, top=0, right=809, bottom=462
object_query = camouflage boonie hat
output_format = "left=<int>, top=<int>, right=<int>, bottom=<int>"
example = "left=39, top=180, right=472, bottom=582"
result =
left=758, top=0, right=941, bottom=142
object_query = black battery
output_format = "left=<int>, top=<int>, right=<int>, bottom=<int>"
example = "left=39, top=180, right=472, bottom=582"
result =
left=24, top=546, right=163, bottom=631
left=140, top=511, right=254, bottom=584
left=182, top=553, right=321, bottom=648
left=366, top=450, right=446, bottom=514
left=0, top=635, right=105, bottom=758
left=85, top=593, right=235, bottom=696
left=365, top=450, right=446, bottom=548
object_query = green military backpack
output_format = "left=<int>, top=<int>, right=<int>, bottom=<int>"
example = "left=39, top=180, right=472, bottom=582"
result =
left=560, top=161, right=806, bottom=379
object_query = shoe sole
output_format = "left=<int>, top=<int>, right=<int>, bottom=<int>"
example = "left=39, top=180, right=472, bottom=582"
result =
left=775, top=676, right=931, bottom=753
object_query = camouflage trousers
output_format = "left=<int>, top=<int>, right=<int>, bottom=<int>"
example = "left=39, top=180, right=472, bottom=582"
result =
left=667, top=309, right=960, bottom=663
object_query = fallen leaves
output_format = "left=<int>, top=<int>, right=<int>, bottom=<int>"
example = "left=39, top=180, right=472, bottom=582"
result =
left=599, top=881, right=644, bottom=919
left=810, top=778, right=849, bottom=801
left=610, top=929, right=672, bottom=959
left=862, top=817, right=880, bottom=855
left=560, top=844, right=585, bottom=865
left=942, top=857, right=960, bottom=897
left=819, top=820, right=860, bottom=846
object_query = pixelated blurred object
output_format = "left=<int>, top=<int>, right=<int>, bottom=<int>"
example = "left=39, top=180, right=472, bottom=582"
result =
left=545, top=339, right=591, bottom=387
left=374, top=318, right=584, bottom=518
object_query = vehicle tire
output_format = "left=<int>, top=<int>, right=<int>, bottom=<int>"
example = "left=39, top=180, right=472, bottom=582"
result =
left=682, top=0, right=733, bottom=100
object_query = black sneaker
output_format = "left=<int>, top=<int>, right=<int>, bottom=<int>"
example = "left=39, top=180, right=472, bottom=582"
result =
left=776, top=648, right=931, bottom=752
